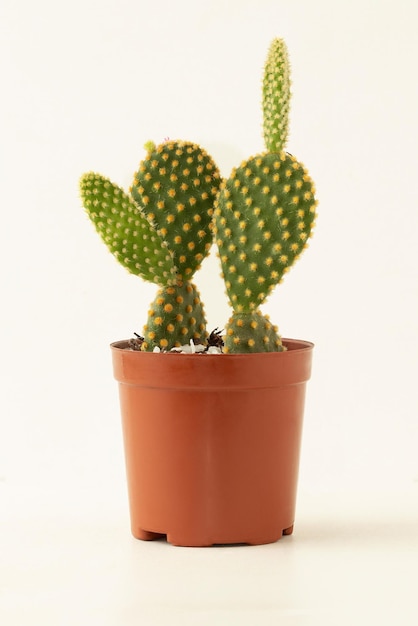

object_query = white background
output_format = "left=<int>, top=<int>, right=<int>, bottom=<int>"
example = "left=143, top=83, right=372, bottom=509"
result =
left=1, top=0, right=417, bottom=624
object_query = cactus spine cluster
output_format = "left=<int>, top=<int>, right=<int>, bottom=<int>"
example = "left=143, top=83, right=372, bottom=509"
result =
left=80, top=140, right=221, bottom=350
left=79, top=38, right=317, bottom=354
left=214, top=38, right=317, bottom=353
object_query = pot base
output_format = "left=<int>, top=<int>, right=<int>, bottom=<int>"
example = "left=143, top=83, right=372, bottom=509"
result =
left=132, top=524, right=294, bottom=547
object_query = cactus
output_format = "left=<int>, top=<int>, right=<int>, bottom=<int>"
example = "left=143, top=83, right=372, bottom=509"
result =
left=214, top=38, right=317, bottom=353
left=263, top=38, right=291, bottom=153
left=80, top=139, right=221, bottom=350
left=79, top=37, right=317, bottom=355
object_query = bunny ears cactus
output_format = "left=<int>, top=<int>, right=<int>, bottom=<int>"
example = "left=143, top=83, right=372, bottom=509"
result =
left=214, top=38, right=317, bottom=352
left=79, top=38, right=317, bottom=353
left=80, top=140, right=221, bottom=350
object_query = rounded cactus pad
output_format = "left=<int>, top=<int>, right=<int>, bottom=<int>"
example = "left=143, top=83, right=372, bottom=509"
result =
left=131, top=140, right=221, bottom=281
left=215, top=151, right=317, bottom=312
left=80, top=172, right=176, bottom=286
left=142, top=281, right=207, bottom=351
left=224, top=311, right=284, bottom=353
left=263, top=38, right=291, bottom=153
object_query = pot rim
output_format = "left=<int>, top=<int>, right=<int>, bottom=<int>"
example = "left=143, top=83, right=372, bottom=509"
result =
left=110, top=338, right=314, bottom=356
left=111, top=338, right=314, bottom=391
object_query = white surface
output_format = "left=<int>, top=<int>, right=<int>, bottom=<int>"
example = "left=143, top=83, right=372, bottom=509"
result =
left=1, top=0, right=418, bottom=623
left=2, top=485, right=418, bottom=625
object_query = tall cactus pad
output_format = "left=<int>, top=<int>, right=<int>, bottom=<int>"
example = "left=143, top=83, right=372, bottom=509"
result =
left=142, top=281, right=207, bottom=351
left=215, top=151, right=317, bottom=312
left=263, top=38, right=291, bottom=153
left=131, top=140, right=221, bottom=281
left=224, top=311, right=284, bottom=353
left=80, top=172, right=176, bottom=286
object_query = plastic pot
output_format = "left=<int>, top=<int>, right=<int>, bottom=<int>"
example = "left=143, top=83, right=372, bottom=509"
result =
left=111, top=338, right=314, bottom=546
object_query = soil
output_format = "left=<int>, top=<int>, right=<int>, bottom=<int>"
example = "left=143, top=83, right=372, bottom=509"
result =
left=128, top=328, right=224, bottom=353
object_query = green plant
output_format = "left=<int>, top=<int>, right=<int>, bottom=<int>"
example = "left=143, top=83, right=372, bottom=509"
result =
left=80, top=140, right=221, bottom=350
left=79, top=37, right=317, bottom=353
left=214, top=38, right=317, bottom=352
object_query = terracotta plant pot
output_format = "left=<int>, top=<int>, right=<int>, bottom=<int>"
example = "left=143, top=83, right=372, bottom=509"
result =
left=111, top=339, right=314, bottom=547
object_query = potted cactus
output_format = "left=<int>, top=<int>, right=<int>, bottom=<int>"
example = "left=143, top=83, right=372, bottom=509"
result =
left=80, top=38, right=317, bottom=546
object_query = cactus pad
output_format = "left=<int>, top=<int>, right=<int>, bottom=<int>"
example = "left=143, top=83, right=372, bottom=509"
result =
left=131, top=140, right=221, bottom=281
left=224, top=311, right=284, bottom=353
left=142, top=281, right=207, bottom=350
left=263, top=38, right=291, bottom=153
left=80, top=172, right=176, bottom=285
left=215, top=151, right=317, bottom=312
